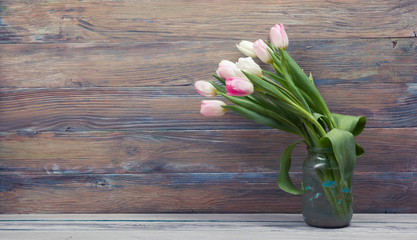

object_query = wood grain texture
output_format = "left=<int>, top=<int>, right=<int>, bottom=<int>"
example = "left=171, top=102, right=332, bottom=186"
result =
left=1, top=213, right=416, bottom=222
left=1, top=0, right=416, bottom=44
left=0, top=84, right=416, bottom=131
left=0, top=0, right=416, bottom=214
left=0, top=214, right=416, bottom=240
left=0, top=38, right=415, bottom=88
left=0, top=172, right=415, bottom=213
left=0, top=128, right=415, bottom=175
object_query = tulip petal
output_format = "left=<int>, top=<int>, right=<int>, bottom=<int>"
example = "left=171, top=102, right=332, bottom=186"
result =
left=235, top=57, right=262, bottom=77
left=253, top=39, right=273, bottom=64
left=225, top=77, right=254, bottom=96
left=236, top=40, right=257, bottom=57
left=200, top=100, right=227, bottom=117
left=194, top=80, right=217, bottom=97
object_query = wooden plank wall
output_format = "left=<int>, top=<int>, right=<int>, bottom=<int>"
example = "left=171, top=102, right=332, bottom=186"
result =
left=0, top=0, right=416, bottom=213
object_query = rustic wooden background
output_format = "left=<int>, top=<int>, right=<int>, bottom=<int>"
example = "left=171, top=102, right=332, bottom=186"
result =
left=0, top=0, right=416, bottom=213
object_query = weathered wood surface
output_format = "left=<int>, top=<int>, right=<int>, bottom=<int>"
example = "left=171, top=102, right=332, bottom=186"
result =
left=1, top=0, right=416, bottom=43
left=0, top=39, right=415, bottom=88
left=0, top=0, right=416, bottom=214
left=0, top=172, right=415, bottom=213
left=0, top=84, right=416, bottom=131
left=0, top=128, right=415, bottom=174
left=0, top=214, right=416, bottom=240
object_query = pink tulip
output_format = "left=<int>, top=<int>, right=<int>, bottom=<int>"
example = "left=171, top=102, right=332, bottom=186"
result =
left=270, top=24, right=289, bottom=50
left=194, top=80, right=217, bottom=97
left=200, top=100, right=227, bottom=117
left=253, top=39, right=273, bottom=64
left=226, top=77, right=254, bottom=96
left=216, top=60, right=237, bottom=79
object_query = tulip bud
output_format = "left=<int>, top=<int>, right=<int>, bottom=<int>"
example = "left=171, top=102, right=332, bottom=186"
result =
left=226, top=77, right=254, bottom=96
left=253, top=39, right=273, bottom=64
left=235, top=57, right=262, bottom=77
left=236, top=40, right=257, bottom=58
left=194, top=80, right=217, bottom=97
left=270, top=24, right=289, bottom=50
left=216, top=60, right=237, bottom=79
left=200, top=100, right=227, bottom=117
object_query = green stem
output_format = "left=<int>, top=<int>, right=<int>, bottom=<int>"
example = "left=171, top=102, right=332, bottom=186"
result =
left=272, top=62, right=283, bottom=74
left=315, top=168, right=348, bottom=218
left=302, top=120, right=320, bottom=147
left=261, top=76, right=304, bottom=108
left=258, top=86, right=327, bottom=139
left=320, top=152, right=352, bottom=219
left=324, top=109, right=337, bottom=130
left=299, top=124, right=312, bottom=147
left=294, top=105, right=327, bottom=138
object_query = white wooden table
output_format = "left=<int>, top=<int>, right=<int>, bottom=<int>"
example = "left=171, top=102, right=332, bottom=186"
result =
left=0, top=214, right=416, bottom=240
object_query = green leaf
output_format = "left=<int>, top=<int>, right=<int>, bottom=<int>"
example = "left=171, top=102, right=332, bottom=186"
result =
left=208, top=80, right=226, bottom=94
left=243, top=71, right=288, bottom=101
left=279, top=49, right=315, bottom=91
left=267, top=48, right=281, bottom=66
left=255, top=92, right=300, bottom=124
left=331, top=113, right=366, bottom=136
left=242, top=72, right=308, bottom=119
left=262, top=69, right=287, bottom=88
left=222, top=100, right=301, bottom=135
left=308, top=72, right=314, bottom=83
left=267, top=48, right=285, bottom=76
left=223, top=105, right=298, bottom=134
left=279, top=48, right=311, bottom=113
left=298, top=88, right=321, bottom=112
left=356, top=143, right=365, bottom=157
left=260, top=75, right=305, bottom=108
left=279, top=49, right=336, bottom=128
left=319, top=129, right=356, bottom=182
left=331, top=113, right=366, bottom=157
left=277, top=141, right=305, bottom=195
left=312, top=112, right=328, bottom=130
left=219, top=92, right=296, bottom=127
left=211, top=74, right=226, bottom=85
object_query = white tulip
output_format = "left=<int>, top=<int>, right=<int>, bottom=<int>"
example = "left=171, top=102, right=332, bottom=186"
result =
left=236, top=40, right=257, bottom=57
left=235, top=57, right=262, bottom=77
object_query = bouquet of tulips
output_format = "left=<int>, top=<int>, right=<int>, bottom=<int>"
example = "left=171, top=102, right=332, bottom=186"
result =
left=194, top=24, right=366, bottom=216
